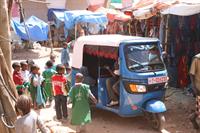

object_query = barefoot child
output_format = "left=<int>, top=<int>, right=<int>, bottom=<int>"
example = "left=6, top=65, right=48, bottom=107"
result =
left=69, top=73, right=97, bottom=133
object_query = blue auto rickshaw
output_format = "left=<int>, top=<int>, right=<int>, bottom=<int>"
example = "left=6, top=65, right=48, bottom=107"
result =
left=71, top=35, right=168, bottom=131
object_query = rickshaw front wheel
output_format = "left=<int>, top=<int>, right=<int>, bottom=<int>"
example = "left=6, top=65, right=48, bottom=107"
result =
left=148, top=113, right=166, bottom=131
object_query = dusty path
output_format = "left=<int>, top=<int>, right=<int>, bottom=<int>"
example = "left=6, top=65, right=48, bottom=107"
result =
left=37, top=88, right=198, bottom=133
left=12, top=47, right=199, bottom=133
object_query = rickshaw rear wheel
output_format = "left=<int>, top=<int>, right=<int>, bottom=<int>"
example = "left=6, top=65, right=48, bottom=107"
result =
left=146, top=113, right=166, bottom=131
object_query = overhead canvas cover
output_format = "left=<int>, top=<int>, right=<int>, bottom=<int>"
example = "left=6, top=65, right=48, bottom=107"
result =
left=64, top=10, right=108, bottom=30
left=161, top=3, right=200, bottom=16
left=11, top=16, right=49, bottom=41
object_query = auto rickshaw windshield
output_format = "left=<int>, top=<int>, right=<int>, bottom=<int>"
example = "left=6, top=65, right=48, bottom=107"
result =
left=124, top=43, right=165, bottom=72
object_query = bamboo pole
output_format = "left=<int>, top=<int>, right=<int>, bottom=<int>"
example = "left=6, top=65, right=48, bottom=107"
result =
left=0, top=100, right=9, bottom=133
left=7, top=0, right=13, bottom=20
left=48, top=23, right=53, bottom=54
left=104, top=0, right=111, bottom=8
left=0, top=0, right=12, bottom=72
left=164, top=15, right=170, bottom=53
left=0, top=73, right=16, bottom=133
left=0, top=48, right=17, bottom=133
left=18, top=0, right=32, bottom=48
left=0, top=48, right=18, bottom=98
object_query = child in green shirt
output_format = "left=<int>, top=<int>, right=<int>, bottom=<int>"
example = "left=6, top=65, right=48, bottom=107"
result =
left=69, top=73, right=97, bottom=133
left=42, top=60, right=56, bottom=106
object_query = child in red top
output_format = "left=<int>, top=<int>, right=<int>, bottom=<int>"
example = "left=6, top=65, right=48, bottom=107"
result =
left=52, top=64, right=68, bottom=120
left=12, top=62, right=24, bottom=95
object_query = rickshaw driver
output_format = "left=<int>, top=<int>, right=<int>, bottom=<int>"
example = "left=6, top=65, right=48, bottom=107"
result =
left=148, top=45, right=160, bottom=63
left=105, top=61, right=120, bottom=106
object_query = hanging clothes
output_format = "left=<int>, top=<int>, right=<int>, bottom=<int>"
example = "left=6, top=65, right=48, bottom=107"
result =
left=177, top=56, right=189, bottom=88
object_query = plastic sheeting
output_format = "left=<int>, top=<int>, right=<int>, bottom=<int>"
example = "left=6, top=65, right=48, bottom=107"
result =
left=161, top=3, right=200, bottom=16
left=11, top=16, right=49, bottom=41
left=132, top=0, right=200, bottom=19
left=52, top=11, right=65, bottom=28
left=64, top=10, right=108, bottom=30
left=94, top=7, right=131, bottom=22
left=133, top=0, right=177, bottom=19
left=47, top=8, right=66, bottom=21
left=47, top=8, right=66, bottom=28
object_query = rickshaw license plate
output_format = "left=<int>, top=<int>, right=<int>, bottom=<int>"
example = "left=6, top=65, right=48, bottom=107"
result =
left=148, top=76, right=168, bottom=84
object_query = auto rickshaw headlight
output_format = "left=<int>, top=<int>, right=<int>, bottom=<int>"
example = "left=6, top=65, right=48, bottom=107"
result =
left=129, top=84, right=146, bottom=93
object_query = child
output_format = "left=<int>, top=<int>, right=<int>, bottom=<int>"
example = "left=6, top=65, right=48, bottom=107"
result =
left=42, top=60, right=56, bottom=106
left=50, top=54, right=57, bottom=71
left=12, top=62, right=24, bottom=95
left=26, top=59, right=35, bottom=72
left=20, top=61, right=30, bottom=93
left=15, top=95, right=50, bottom=133
left=29, top=64, right=46, bottom=109
left=52, top=64, right=68, bottom=120
left=61, top=42, right=70, bottom=68
left=69, top=73, right=97, bottom=133
left=20, top=61, right=30, bottom=83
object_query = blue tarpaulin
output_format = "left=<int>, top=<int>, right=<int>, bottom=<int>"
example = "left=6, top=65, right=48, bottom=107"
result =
left=52, top=11, right=65, bottom=28
left=64, top=10, right=108, bottom=30
left=11, top=16, right=49, bottom=41
left=47, top=8, right=66, bottom=28
left=47, top=8, right=66, bottom=21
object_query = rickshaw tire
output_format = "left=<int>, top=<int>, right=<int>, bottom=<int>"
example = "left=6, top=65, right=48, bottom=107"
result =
left=151, top=113, right=166, bottom=131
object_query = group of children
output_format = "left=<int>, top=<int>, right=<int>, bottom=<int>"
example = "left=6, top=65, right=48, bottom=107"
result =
left=12, top=59, right=54, bottom=109
left=13, top=52, right=97, bottom=133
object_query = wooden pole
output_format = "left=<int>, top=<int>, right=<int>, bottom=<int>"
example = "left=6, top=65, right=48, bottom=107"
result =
left=7, top=0, right=14, bottom=20
left=0, top=1, right=17, bottom=132
left=0, top=0, right=12, bottom=72
left=104, top=0, right=111, bottom=8
left=0, top=100, right=9, bottom=133
left=0, top=49, right=17, bottom=133
left=0, top=48, right=18, bottom=98
left=75, top=24, right=77, bottom=40
left=164, top=15, right=170, bottom=53
left=0, top=72, right=16, bottom=133
left=18, top=0, right=32, bottom=49
left=48, top=23, right=53, bottom=54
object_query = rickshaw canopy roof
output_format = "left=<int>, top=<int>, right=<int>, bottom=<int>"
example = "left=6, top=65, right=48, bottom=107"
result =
left=72, top=34, right=158, bottom=69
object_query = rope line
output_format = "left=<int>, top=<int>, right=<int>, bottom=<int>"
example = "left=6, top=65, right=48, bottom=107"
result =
left=0, top=74, right=17, bottom=102
left=0, top=35, right=12, bottom=42
left=1, top=114, right=15, bottom=129
left=0, top=34, right=19, bottom=43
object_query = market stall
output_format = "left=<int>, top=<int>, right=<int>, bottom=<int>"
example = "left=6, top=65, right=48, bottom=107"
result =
left=47, top=8, right=66, bottom=47
left=130, top=0, right=200, bottom=88
left=64, top=10, right=108, bottom=38
left=91, top=7, right=131, bottom=34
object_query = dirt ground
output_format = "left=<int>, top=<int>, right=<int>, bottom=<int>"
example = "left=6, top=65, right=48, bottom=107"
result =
left=12, top=46, right=200, bottom=133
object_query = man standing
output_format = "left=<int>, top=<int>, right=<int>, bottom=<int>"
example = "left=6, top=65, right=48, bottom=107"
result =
left=189, top=53, right=200, bottom=130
